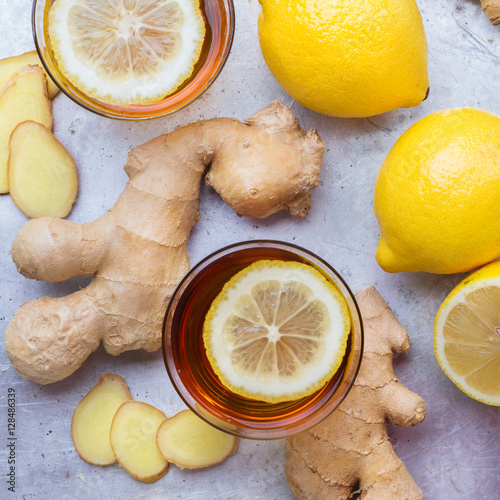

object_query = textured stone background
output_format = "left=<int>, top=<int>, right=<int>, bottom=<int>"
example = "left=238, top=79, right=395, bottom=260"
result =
left=0, top=1, right=499, bottom=498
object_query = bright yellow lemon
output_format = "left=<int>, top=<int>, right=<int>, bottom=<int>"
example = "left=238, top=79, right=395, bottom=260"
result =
left=434, top=260, right=500, bottom=406
left=257, top=0, right=428, bottom=118
left=374, top=108, right=500, bottom=274
left=203, top=260, right=351, bottom=404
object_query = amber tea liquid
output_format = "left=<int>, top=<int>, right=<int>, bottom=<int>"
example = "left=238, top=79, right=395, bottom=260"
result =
left=163, top=242, right=362, bottom=438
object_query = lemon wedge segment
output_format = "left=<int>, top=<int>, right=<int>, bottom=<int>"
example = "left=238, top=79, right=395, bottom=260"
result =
left=203, top=260, right=351, bottom=404
left=434, top=261, right=500, bottom=406
left=48, top=0, right=206, bottom=105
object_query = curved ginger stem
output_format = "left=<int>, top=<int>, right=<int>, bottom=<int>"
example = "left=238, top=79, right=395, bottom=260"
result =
left=5, top=101, right=325, bottom=384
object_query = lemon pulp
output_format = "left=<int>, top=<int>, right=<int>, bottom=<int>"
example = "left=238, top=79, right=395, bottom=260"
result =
left=48, top=0, right=206, bottom=105
left=203, top=260, right=351, bottom=404
left=434, top=261, right=500, bottom=406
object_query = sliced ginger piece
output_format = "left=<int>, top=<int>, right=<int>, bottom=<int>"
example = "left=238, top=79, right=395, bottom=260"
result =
left=0, top=65, right=52, bottom=193
left=156, top=409, right=238, bottom=469
left=9, top=120, right=78, bottom=218
left=0, top=51, right=59, bottom=99
left=110, top=400, right=169, bottom=482
left=72, top=373, right=132, bottom=466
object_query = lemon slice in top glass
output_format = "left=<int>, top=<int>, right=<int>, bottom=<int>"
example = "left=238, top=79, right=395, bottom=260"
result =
left=434, top=260, right=500, bottom=406
left=48, top=0, right=206, bottom=106
left=203, top=260, right=351, bottom=404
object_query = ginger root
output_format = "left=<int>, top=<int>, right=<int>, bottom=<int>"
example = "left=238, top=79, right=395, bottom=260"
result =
left=71, top=373, right=132, bottom=466
left=284, top=286, right=426, bottom=500
left=110, top=400, right=169, bottom=482
left=9, top=120, right=78, bottom=218
left=156, top=409, right=238, bottom=469
left=5, top=100, right=325, bottom=384
left=481, top=0, right=500, bottom=25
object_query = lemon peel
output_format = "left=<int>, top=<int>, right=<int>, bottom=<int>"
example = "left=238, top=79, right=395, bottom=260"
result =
left=203, top=260, right=351, bottom=404
left=374, top=107, right=500, bottom=274
left=257, top=0, right=428, bottom=118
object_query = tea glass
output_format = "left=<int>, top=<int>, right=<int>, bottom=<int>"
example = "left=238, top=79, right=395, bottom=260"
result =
left=163, top=240, right=363, bottom=440
left=32, top=0, right=235, bottom=120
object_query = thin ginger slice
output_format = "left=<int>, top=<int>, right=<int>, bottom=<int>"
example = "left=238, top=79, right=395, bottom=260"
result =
left=0, top=65, right=52, bottom=193
left=110, top=400, right=169, bottom=482
left=71, top=373, right=132, bottom=466
left=9, top=120, right=78, bottom=218
left=0, top=50, right=59, bottom=99
left=156, top=409, right=238, bottom=469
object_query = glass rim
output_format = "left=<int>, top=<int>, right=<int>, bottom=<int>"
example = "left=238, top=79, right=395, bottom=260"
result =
left=162, top=239, right=364, bottom=440
left=32, top=0, right=235, bottom=121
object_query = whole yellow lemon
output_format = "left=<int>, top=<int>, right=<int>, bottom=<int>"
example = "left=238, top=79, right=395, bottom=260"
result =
left=257, top=0, right=429, bottom=118
left=374, top=108, right=500, bottom=274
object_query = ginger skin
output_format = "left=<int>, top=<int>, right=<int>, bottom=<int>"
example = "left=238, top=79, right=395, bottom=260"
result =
left=5, top=101, right=325, bottom=385
left=481, top=0, right=500, bottom=25
left=285, top=286, right=426, bottom=500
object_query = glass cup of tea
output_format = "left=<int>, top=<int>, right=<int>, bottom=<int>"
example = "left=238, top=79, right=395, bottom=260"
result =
left=163, top=240, right=363, bottom=440
left=32, top=0, right=235, bottom=120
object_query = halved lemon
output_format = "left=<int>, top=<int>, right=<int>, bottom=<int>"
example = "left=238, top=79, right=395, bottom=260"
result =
left=434, top=260, right=500, bottom=406
left=48, top=0, right=206, bottom=105
left=203, top=260, right=351, bottom=404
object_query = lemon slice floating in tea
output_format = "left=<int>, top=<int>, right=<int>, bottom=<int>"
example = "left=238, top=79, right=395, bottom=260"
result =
left=434, top=260, right=500, bottom=406
left=48, top=0, right=206, bottom=105
left=203, top=260, right=351, bottom=404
